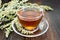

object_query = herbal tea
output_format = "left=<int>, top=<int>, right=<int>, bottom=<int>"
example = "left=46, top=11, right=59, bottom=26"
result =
left=17, top=9, right=43, bottom=31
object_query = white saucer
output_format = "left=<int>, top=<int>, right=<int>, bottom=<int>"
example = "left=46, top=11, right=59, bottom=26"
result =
left=12, top=17, right=49, bottom=37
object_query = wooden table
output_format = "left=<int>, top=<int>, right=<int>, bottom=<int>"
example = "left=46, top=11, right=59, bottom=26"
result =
left=0, top=0, right=60, bottom=40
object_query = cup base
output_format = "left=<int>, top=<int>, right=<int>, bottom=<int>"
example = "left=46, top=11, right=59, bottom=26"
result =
left=23, top=26, right=39, bottom=33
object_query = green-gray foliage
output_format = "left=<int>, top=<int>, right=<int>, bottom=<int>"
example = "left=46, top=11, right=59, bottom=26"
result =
left=0, top=0, right=53, bottom=38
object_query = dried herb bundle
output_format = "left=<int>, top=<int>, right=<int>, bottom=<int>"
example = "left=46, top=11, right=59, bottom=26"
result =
left=0, top=0, right=53, bottom=38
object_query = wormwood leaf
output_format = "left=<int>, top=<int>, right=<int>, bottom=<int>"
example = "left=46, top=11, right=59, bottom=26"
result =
left=39, top=5, right=53, bottom=11
left=5, top=23, right=13, bottom=38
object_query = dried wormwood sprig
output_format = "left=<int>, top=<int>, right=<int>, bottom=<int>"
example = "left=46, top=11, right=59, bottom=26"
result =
left=0, top=0, right=53, bottom=38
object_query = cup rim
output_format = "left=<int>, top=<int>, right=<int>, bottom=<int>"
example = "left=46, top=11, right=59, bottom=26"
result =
left=16, top=7, right=44, bottom=19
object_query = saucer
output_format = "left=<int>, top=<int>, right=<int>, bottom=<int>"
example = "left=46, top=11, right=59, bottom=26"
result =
left=12, top=17, right=49, bottom=37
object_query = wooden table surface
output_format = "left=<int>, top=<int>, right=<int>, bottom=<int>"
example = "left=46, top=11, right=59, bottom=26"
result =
left=0, top=0, right=60, bottom=40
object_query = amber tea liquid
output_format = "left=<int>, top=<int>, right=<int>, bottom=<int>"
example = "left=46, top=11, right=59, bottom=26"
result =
left=17, top=10, right=43, bottom=31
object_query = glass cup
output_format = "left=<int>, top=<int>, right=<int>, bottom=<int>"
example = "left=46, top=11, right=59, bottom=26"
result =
left=16, top=7, right=44, bottom=31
